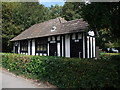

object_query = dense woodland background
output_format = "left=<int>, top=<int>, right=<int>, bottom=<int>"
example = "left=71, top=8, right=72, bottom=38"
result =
left=2, top=2, right=120, bottom=52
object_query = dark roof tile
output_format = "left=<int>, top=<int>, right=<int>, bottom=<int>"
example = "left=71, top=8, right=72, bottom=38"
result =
left=11, top=17, right=88, bottom=41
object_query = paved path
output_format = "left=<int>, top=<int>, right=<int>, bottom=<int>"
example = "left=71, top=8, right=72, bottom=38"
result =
left=0, top=69, right=55, bottom=88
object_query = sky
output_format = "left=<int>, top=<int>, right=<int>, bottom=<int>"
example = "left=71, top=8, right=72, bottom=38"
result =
left=39, top=0, right=65, bottom=7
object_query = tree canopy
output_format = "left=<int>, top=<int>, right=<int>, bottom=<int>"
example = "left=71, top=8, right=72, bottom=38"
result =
left=2, top=2, right=50, bottom=52
left=61, top=2, right=82, bottom=21
left=81, top=2, right=120, bottom=49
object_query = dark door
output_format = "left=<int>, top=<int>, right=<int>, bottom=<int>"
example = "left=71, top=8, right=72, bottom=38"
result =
left=70, top=39, right=83, bottom=58
left=49, top=43, right=57, bottom=56
left=30, top=40, right=32, bottom=55
left=15, top=46, right=18, bottom=54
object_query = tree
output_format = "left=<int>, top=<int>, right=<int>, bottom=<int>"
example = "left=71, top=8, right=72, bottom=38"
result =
left=2, top=2, right=50, bottom=52
left=61, top=2, right=82, bottom=21
left=81, top=2, right=120, bottom=48
left=2, top=2, right=21, bottom=52
left=49, top=4, right=62, bottom=19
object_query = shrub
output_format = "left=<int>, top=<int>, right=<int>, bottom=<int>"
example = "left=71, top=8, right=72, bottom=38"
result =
left=1, top=53, right=120, bottom=88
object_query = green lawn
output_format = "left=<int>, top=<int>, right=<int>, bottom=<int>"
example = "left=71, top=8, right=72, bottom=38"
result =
left=100, top=53, right=120, bottom=56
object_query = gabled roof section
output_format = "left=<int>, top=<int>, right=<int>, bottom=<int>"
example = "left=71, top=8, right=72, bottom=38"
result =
left=10, top=17, right=88, bottom=41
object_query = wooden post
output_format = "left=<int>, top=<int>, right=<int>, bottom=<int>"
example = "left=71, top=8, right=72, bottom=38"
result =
left=96, top=46, right=100, bottom=59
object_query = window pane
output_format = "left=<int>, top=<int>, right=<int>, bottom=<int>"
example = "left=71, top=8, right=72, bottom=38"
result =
left=52, top=36, right=55, bottom=41
left=72, top=34, right=75, bottom=40
left=36, top=38, right=47, bottom=52
left=78, top=33, right=82, bottom=39
left=43, top=45, right=47, bottom=51
left=20, top=41, right=28, bottom=52
left=37, top=46, right=39, bottom=51
left=48, top=37, right=50, bottom=41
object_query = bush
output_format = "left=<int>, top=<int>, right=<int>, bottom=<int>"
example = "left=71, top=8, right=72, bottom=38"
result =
left=1, top=53, right=120, bottom=88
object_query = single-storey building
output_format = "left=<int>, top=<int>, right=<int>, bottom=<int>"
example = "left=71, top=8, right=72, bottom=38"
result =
left=10, top=17, right=96, bottom=58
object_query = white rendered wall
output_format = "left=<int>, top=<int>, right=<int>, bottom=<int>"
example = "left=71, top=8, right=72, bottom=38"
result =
left=90, top=37, right=93, bottom=58
left=57, top=43, right=60, bottom=56
left=18, top=42, right=20, bottom=54
left=28, top=40, right=30, bottom=55
left=13, top=44, right=15, bottom=53
left=32, top=39, right=35, bottom=55
left=65, top=35, right=70, bottom=57
left=83, top=33, right=85, bottom=58
left=93, top=37, right=96, bottom=57
left=47, top=43, right=49, bottom=56
left=62, top=36, right=64, bottom=57
left=87, top=36, right=89, bottom=58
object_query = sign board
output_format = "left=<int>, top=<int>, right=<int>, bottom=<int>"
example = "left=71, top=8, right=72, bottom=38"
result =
left=88, top=31, right=95, bottom=36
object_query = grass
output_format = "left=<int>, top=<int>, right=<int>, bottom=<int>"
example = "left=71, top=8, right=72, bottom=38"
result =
left=100, top=53, right=120, bottom=56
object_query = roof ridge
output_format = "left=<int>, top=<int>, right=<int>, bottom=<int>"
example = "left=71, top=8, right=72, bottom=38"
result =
left=35, top=17, right=66, bottom=25
left=62, top=18, right=87, bottom=25
left=57, top=17, right=67, bottom=23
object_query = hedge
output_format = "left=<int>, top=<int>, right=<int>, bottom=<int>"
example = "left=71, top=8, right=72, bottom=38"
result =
left=1, top=53, right=120, bottom=88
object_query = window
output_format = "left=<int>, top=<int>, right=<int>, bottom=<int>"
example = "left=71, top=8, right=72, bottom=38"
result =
left=20, top=40, right=28, bottom=52
left=57, top=36, right=60, bottom=41
left=36, top=38, right=47, bottom=53
left=78, top=33, right=82, bottom=39
left=48, top=37, right=51, bottom=41
left=52, top=36, right=55, bottom=41
left=72, top=34, right=76, bottom=40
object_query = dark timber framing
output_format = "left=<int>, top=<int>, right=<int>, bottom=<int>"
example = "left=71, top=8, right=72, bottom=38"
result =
left=85, top=33, right=87, bottom=58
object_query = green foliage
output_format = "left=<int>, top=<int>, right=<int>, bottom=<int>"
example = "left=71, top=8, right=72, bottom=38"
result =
left=49, top=4, right=62, bottom=19
left=61, top=2, right=82, bottom=21
left=2, top=53, right=120, bottom=88
left=81, top=2, right=120, bottom=48
left=2, top=2, right=51, bottom=52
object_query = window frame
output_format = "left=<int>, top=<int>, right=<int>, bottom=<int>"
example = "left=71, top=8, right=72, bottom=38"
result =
left=20, top=40, right=28, bottom=52
left=35, top=38, right=47, bottom=53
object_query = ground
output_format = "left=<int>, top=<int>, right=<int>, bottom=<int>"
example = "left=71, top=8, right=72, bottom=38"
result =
left=0, top=68, right=56, bottom=88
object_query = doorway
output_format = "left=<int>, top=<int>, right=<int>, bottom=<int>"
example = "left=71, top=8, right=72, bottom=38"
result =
left=15, top=46, right=18, bottom=54
left=70, top=39, right=83, bottom=58
left=49, top=43, right=57, bottom=56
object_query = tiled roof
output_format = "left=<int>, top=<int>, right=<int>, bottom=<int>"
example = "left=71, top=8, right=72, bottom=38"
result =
left=10, top=17, right=88, bottom=41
